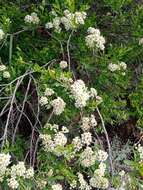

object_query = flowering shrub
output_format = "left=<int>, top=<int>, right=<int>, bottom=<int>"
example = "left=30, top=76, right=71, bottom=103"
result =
left=0, top=0, right=143, bottom=189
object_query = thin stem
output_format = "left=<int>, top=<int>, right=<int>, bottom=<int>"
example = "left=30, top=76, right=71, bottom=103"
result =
left=9, top=34, right=13, bottom=64
left=67, top=30, right=74, bottom=71
left=96, top=107, right=114, bottom=176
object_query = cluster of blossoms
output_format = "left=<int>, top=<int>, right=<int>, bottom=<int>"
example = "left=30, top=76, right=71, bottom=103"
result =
left=0, top=28, right=5, bottom=40
left=39, top=87, right=66, bottom=115
left=70, top=79, right=101, bottom=108
left=0, top=64, right=10, bottom=79
left=108, top=61, right=127, bottom=73
left=85, top=27, right=105, bottom=50
left=78, top=149, right=108, bottom=189
left=89, top=162, right=109, bottom=189
left=52, top=183, right=63, bottom=190
left=40, top=120, right=109, bottom=189
left=77, top=161, right=109, bottom=190
left=59, top=60, right=68, bottom=69
left=0, top=153, right=11, bottom=182
left=0, top=153, right=34, bottom=189
left=45, top=9, right=87, bottom=33
left=81, top=115, right=97, bottom=132
left=40, top=123, right=68, bottom=155
left=24, top=12, right=40, bottom=25
left=77, top=173, right=91, bottom=190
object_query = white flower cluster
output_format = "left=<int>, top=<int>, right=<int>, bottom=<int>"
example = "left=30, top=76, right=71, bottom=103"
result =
left=70, top=80, right=90, bottom=108
left=52, top=183, right=63, bottom=190
left=8, top=162, right=34, bottom=189
left=89, top=162, right=109, bottom=189
left=0, top=153, right=34, bottom=189
left=59, top=60, right=68, bottom=69
left=40, top=124, right=68, bottom=155
left=108, top=62, right=127, bottom=73
left=81, top=115, right=97, bottom=131
left=77, top=173, right=91, bottom=190
left=72, top=136, right=83, bottom=151
left=37, top=179, right=47, bottom=189
left=40, top=87, right=66, bottom=115
left=0, top=64, right=10, bottom=79
left=70, top=79, right=100, bottom=108
left=72, top=131, right=93, bottom=152
left=51, top=97, right=66, bottom=115
left=45, top=9, right=87, bottom=32
left=0, top=153, right=11, bottom=182
left=24, top=12, right=40, bottom=25
left=80, top=146, right=108, bottom=168
left=0, top=29, right=5, bottom=40
left=85, top=27, right=105, bottom=50
left=80, top=147, right=96, bottom=167
left=136, top=144, right=143, bottom=161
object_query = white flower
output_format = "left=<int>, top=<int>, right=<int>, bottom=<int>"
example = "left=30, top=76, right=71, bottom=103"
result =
left=119, top=62, right=127, bottom=70
left=87, top=27, right=100, bottom=35
left=45, top=22, right=53, bottom=29
left=96, top=150, right=108, bottom=162
left=0, top=64, right=6, bottom=71
left=119, top=170, right=125, bottom=177
left=71, top=80, right=90, bottom=108
left=37, top=179, right=47, bottom=189
left=72, top=136, right=83, bottom=151
left=24, top=15, right=33, bottom=23
left=24, top=12, right=39, bottom=25
left=39, top=96, right=48, bottom=106
left=0, top=29, right=5, bottom=40
left=8, top=178, right=19, bottom=189
left=51, top=97, right=66, bottom=115
left=108, top=63, right=119, bottom=72
left=81, top=115, right=97, bottom=132
left=0, top=153, right=11, bottom=182
left=60, top=60, right=68, bottom=69
left=77, top=173, right=91, bottom=190
left=80, top=147, right=96, bottom=167
left=85, top=27, right=105, bottom=50
left=44, top=88, right=54, bottom=96
left=0, top=153, right=11, bottom=168
left=81, top=132, right=92, bottom=146
left=70, top=180, right=77, bottom=188
left=81, top=117, right=91, bottom=131
left=94, top=162, right=106, bottom=177
left=53, top=17, right=61, bottom=32
left=47, top=10, right=87, bottom=32
left=40, top=134, right=53, bottom=151
left=90, top=176, right=109, bottom=189
left=61, top=126, right=69, bottom=133
left=3, top=71, right=10, bottom=79
left=90, top=114, right=97, bottom=127
left=54, top=132, right=67, bottom=146
left=25, top=167, right=34, bottom=179
left=52, top=183, right=62, bottom=190
left=64, top=10, right=70, bottom=17
left=11, top=162, right=26, bottom=178
left=74, top=11, right=87, bottom=25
